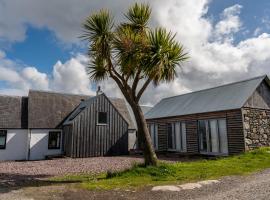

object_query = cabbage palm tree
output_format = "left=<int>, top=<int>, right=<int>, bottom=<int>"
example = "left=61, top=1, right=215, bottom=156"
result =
left=82, top=3, right=188, bottom=166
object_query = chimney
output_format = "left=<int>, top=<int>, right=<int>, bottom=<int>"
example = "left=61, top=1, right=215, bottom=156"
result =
left=96, top=86, right=103, bottom=96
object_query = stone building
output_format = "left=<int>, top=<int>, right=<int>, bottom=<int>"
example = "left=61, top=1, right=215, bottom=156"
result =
left=146, top=75, right=270, bottom=156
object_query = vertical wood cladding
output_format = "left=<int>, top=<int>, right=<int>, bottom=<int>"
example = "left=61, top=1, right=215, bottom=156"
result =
left=64, top=95, right=129, bottom=158
left=226, top=109, right=245, bottom=154
left=146, top=109, right=245, bottom=155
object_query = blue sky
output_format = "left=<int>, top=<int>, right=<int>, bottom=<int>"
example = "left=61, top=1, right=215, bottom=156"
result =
left=1, top=0, right=270, bottom=104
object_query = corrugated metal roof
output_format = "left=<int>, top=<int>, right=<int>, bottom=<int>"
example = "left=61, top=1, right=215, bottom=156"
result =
left=145, top=75, right=268, bottom=119
left=140, top=105, right=153, bottom=115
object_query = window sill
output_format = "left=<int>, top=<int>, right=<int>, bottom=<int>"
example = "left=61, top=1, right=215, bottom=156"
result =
left=97, top=123, right=107, bottom=126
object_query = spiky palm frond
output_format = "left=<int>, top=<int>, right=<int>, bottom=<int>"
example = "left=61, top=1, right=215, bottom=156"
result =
left=82, top=9, right=114, bottom=58
left=145, top=28, right=188, bottom=84
left=82, top=10, right=114, bottom=81
left=125, top=3, right=151, bottom=31
left=113, top=25, right=149, bottom=75
left=87, top=57, right=109, bottom=82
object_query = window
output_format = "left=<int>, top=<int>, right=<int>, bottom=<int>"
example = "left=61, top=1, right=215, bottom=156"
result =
left=48, top=131, right=61, bottom=149
left=198, top=119, right=228, bottom=154
left=167, top=122, right=186, bottom=152
left=69, top=106, right=86, bottom=121
left=0, top=130, right=7, bottom=149
left=98, top=112, right=107, bottom=124
left=148, top=124, right=158, bottom=150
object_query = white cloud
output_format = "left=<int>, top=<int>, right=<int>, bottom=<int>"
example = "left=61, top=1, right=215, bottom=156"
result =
left=253, top=27, right=262, bottom=36
left=0, top=51, right=95, bottom=96
left=0, top=0, right=143, bottom=43
left=21, top=67, right=49, bottom=89
left=1, top=1, right=270, bottom=106
left=51, top=55, right=95, bottom=95
left=214, top=4, right=242, bottom=42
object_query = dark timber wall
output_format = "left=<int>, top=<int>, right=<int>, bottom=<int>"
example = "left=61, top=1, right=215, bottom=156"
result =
left=64, top=95, right=129, bottom=158
left=244, top=80, right=270, bottom=109
left=146, top=109, right=245, bottom=155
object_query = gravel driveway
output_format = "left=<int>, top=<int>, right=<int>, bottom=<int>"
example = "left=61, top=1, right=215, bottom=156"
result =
left=0, top=156, right=143, bottom=187
left=0, top=156, right=143, bottom=176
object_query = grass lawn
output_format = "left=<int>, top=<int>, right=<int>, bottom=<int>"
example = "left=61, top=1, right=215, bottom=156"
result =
left=52, top=147, right=270, bottom=190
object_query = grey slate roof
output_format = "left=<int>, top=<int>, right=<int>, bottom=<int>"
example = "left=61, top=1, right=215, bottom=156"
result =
left=28, top=90, right=135, bottom=129
left=110, top=98, right=136, bottom=130
left=145, top=75, right=269, bottom=119
left=28, top=90, right=90, bottom=128
left=0, top=95, right=28, bottom=129
left=63, top=94, right=136, bottom=130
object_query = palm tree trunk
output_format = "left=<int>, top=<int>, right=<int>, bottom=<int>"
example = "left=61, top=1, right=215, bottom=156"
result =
left=129, top=102, right=158, bottom=166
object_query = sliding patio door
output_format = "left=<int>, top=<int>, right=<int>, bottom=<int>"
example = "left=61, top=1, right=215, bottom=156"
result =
left=167, top=122, right=187, bottom=152
left=148, top=124, right=158, bottom=150
left=198, top=119, right=228, bottom=155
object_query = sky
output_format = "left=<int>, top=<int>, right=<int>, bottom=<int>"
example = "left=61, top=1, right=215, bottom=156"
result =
left=1, top=0, right=270, bottom=105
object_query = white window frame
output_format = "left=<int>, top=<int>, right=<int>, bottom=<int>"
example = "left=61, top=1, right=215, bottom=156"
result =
left=0, top=130, right=7, bottom=150
left=97, top=111, right=108, bottom=125
left=48, top=131, right=61, bottom=150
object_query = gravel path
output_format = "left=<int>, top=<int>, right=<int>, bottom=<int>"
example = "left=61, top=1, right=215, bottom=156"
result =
left=0, top=156, right=143, bottom=187
left=0, top=156, right=143, bottom=176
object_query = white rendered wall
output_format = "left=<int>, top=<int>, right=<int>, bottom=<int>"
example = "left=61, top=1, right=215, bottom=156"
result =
left=29, top=129, right=62, bottom=160
left=0, top=129, right=28, bottom=161
left=128, top=129, right=137, bottom=150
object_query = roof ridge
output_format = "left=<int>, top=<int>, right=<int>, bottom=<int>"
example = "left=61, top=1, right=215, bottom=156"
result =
left=29, top=89, right=126, bottom=101
left=162, top=74, right=267, bottom=101
left=0, top=94, right=23, bottom=98
left=29, top=89, right=91, bottom=97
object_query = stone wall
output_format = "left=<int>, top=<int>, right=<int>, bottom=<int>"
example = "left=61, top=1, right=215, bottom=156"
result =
left=242, top=108, right=270, bottom=150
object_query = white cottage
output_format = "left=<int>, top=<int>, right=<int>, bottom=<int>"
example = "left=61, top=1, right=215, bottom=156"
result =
left=0, top=90, right=136, bottom=161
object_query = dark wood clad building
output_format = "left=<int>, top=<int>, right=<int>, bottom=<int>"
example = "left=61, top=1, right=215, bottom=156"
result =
left=63, top=93, right=131, bottom=157
left=145, top=75, right=270, bottom=156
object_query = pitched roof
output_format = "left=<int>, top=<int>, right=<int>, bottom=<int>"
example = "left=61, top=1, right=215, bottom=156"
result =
left=145, top=75, right=269, bottom=119
left=110, top=97, right=136, bottom=130
left=0, top=95, right=28, bottom=129
left=28, top=90, right=90, bottom=128
left=140, top=105, right=153, bottom=115
left=28, top=90, right=135, bottom=129
left=63, top=94, right=136, bottom=129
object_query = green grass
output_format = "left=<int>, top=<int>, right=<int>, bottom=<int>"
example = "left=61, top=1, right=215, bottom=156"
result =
left=52, top=147, right=270, bottom=190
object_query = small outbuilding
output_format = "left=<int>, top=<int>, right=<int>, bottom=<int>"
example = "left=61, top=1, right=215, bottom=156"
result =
left=145, top=75, right=270, bottom=156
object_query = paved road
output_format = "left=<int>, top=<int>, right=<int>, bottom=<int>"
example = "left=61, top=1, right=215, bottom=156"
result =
left=1, top=169, right=270, bottom=200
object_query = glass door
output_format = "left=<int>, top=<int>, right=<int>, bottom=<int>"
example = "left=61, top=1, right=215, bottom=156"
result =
left=167, top=122, right=187, bottom=152
left=148, top=124, right=158, bottom=150
left=198, top=120, right=208, bottom=152
left=198, top=119, right=228, bottom=155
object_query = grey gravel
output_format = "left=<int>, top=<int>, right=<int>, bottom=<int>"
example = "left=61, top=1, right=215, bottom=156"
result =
left=0, top=156, right=143, bottom=176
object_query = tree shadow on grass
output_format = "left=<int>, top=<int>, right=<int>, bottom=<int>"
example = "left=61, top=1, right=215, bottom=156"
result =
left=0, top=173, right=82, bottom=194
